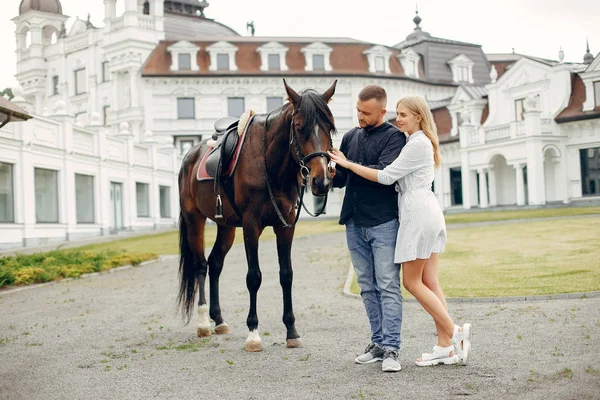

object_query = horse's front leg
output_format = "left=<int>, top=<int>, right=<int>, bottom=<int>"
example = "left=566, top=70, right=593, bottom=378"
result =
left=207, top=225, right=236, bottom=335
left=273, top=225, right=302, bottom=348
left=243, top=220, right=264, bottom=352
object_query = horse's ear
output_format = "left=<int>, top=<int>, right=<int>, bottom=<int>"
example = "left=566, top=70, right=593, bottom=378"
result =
left=283, top=79, right=300, bottom=108
left=322, top=80, right=337, bottom=104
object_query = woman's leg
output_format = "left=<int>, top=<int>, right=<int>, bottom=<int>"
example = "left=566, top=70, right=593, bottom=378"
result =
left=402, top=257, right=454, bottom=350
left=422, top=254, right=448, bottom=339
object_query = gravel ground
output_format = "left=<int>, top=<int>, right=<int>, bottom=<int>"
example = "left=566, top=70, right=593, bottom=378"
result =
left=1, top=231, right=599, bottom=400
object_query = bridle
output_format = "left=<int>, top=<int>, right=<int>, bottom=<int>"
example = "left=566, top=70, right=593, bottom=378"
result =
left=263, top=108, right=333, bottom=228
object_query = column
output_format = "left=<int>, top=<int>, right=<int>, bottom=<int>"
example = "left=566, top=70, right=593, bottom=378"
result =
left=460, top=150, right=471, bottom=209
left=129, top=69, right=138, bottom=108
left=515, top=163, right=525, bottom=206
left=477, top=168, right=489, bottom=208
left=488, top=166, right=497, bottom=207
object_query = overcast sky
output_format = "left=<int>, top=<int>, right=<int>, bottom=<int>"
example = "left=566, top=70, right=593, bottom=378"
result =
left=1, top=0, right=598, bottom=89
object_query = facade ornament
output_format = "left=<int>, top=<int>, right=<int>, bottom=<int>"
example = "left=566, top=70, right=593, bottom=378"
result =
left=490, top=65, right=498, bottom=83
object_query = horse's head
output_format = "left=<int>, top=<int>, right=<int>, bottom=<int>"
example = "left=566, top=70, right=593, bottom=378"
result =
left=283, top=79, right=337, bottom=196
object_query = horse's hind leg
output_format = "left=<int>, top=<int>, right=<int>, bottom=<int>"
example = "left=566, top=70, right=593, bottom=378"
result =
left=185, top=211, right=211, bottom=337
left=207, top=225, right=236, bottom=334
left=273, top=226, right=302, bottom=348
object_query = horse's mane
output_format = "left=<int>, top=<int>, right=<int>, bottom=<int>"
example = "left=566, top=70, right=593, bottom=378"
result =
left=296, top=90, right=337, bottom=137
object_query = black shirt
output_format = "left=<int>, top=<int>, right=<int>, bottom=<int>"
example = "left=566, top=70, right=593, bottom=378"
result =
left=333, top=122, right=406, bottom=227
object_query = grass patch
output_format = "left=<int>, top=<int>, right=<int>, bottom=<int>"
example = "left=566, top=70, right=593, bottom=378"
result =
left=77, top=219, right=346, bottom=256
left=351, top=216, right=600, bottom=298
left=0, top=249, right=157, bottom=288
left=444, top=206, right=600, bottom=224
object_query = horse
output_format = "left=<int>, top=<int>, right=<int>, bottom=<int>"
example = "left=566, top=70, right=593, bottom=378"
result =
left=177, top=79, right=337, bottom=351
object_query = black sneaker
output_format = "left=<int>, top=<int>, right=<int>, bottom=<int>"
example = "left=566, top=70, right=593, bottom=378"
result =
left=354, top=343, right=385, bottom=364
left=382, top=349, right=402, bottom=372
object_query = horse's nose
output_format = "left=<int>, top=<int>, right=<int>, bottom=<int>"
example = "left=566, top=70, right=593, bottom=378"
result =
left=311, top=176, right=331, bottom=195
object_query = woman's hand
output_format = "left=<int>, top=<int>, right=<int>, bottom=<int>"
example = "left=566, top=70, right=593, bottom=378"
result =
left=328, top=148, right=350, bottom=168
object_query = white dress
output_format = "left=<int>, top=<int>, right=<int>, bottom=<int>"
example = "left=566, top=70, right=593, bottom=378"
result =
left=377, top=130, right=446, bottom=264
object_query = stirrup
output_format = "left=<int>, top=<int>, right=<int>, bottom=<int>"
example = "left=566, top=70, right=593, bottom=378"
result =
left=415, top=345, right=459, bottom=367
left=215, top=195, right=223, bottom=219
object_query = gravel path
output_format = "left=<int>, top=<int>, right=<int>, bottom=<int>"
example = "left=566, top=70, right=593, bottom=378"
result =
left=1, top=232, right=599, bottom=400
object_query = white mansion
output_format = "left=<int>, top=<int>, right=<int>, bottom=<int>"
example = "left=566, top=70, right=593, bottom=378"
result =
left=1, top=0, right=599, bottom=249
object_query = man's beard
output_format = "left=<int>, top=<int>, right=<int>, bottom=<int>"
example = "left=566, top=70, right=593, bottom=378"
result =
left=362, top=121, right=379, bottom=130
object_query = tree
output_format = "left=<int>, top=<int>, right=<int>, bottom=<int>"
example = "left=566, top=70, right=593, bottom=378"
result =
left=0, top=88, right=14, bottom=100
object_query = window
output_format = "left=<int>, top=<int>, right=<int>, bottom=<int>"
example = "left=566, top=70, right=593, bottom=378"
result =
left=580, top=147, right=600, bottom=196
left=515, top=98, right=525, bottom=121
left=178, top=53, right=191, bottom=70
left=180, top=140, right=194, bottom=155
left=457, top=66, right=469, bottom=82
left=177, top=98, right=195, bottom=119
left=312, top=54, right=325, bottom=71
left=227, top=97, right=245, bottom=118
left=103, top=105, right=111, bottom=126
left=595, top=81, right=600, bottom=107
left=450, top=167, right=463, bottom=206
left=74, top=68, right=86, bottom=95
left=266, top=96, right=283, bottom=111
left=75, top=174, right=95, bottom=223
left=52, top=76, right=59, bottom=96
left=35, top=168, right=59, bottom=223
left=136, top=182, right=150, bottom=217
left=0, top=163, right=14, bottom=223
left=268, top=54, right=280, bottom=71
left=408, top=60, right=416, bottom=76
left=159, top=186, right=171, bottom=218
left=102, top=61, right=110, bottom=82
left=375, top=56, right=385, bottom=72
left=217, top=53, right=229, bottom=70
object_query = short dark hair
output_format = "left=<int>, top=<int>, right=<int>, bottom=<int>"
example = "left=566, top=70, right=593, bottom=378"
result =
left=358, top=85, right=387, bottom=104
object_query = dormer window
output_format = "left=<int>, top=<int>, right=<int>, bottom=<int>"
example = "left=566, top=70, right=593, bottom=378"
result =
left=397, top=48, right=421, bottom=78
left=178, top=54, right=191, bottom=70
left=207, top=41, right=238, bottom=71
left=167, top=41, right=200, bottom=71
left=595, top=81, right=600, bottom=107
left=375, top=57, right=385, bottom=72
left=268, top=54, right=281, bottom=71
left=217, top=54, right=229, bottom=70
left=301, top=42, right=333, bottom=72
left=313, top=55, right=325, bottom=71
left=363, top=45, right=392, bottom=74
left=448, top=54, right=474, bottom=84
left=257, top=42, right=289, bottom=72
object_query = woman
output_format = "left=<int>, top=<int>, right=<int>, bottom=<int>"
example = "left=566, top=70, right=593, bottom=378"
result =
left=329, top=96, right=472, bottom=366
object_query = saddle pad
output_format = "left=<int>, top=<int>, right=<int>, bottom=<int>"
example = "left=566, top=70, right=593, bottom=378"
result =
left=196, top=114, right=255, bottom=181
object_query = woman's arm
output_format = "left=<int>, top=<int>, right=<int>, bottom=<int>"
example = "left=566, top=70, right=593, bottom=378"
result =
left=330, top=138, right=430, bottom=186
left=329, top=149, right=379, bottom=182
left=377, top=139, right=429, bottom=185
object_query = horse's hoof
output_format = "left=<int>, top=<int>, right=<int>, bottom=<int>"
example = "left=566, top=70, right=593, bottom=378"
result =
left=286, top=338, right=303, bottom=348
left=214, top=323, right=230, bottom=335
left=197, top=327, right=212, bottom=338
left=245, top=341, right=264, bottom=352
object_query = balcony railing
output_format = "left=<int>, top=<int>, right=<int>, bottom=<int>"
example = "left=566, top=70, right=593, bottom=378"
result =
left=485, top=123, right=511, bottom=142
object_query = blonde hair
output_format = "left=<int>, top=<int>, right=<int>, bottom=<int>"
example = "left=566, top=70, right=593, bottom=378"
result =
left=396, top=96, right=441, bottom=168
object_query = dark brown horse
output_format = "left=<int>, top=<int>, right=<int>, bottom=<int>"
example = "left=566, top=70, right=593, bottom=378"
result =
left=177, top=79, right=337, bottom=351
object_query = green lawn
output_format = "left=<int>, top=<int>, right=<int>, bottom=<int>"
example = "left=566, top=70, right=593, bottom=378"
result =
left=3, top=206, right=600, bottom=294
left=351, top=216, right=600, bottom=298
left=444, top=206, right=600, bottom=224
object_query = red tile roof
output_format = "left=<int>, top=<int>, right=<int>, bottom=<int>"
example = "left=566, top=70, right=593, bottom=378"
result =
left=141, top=39, right=457, bottom=84
left=432, top=107, right=457, bottom=144
left=555, top=73, right=600, bottom=123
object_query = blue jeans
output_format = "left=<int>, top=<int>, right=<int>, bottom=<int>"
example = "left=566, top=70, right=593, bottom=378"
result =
left=346, top=219, right=402, bottom=350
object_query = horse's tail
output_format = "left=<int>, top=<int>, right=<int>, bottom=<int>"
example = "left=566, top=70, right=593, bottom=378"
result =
left=177, top=212, right=197, bottom=324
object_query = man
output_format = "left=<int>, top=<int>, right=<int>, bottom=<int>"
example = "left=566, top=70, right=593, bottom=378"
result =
left=332, top=85, right=406, bottom=372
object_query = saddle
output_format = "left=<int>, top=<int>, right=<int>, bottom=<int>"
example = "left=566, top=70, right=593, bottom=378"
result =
left=196, top=111, right=256, bottom=219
